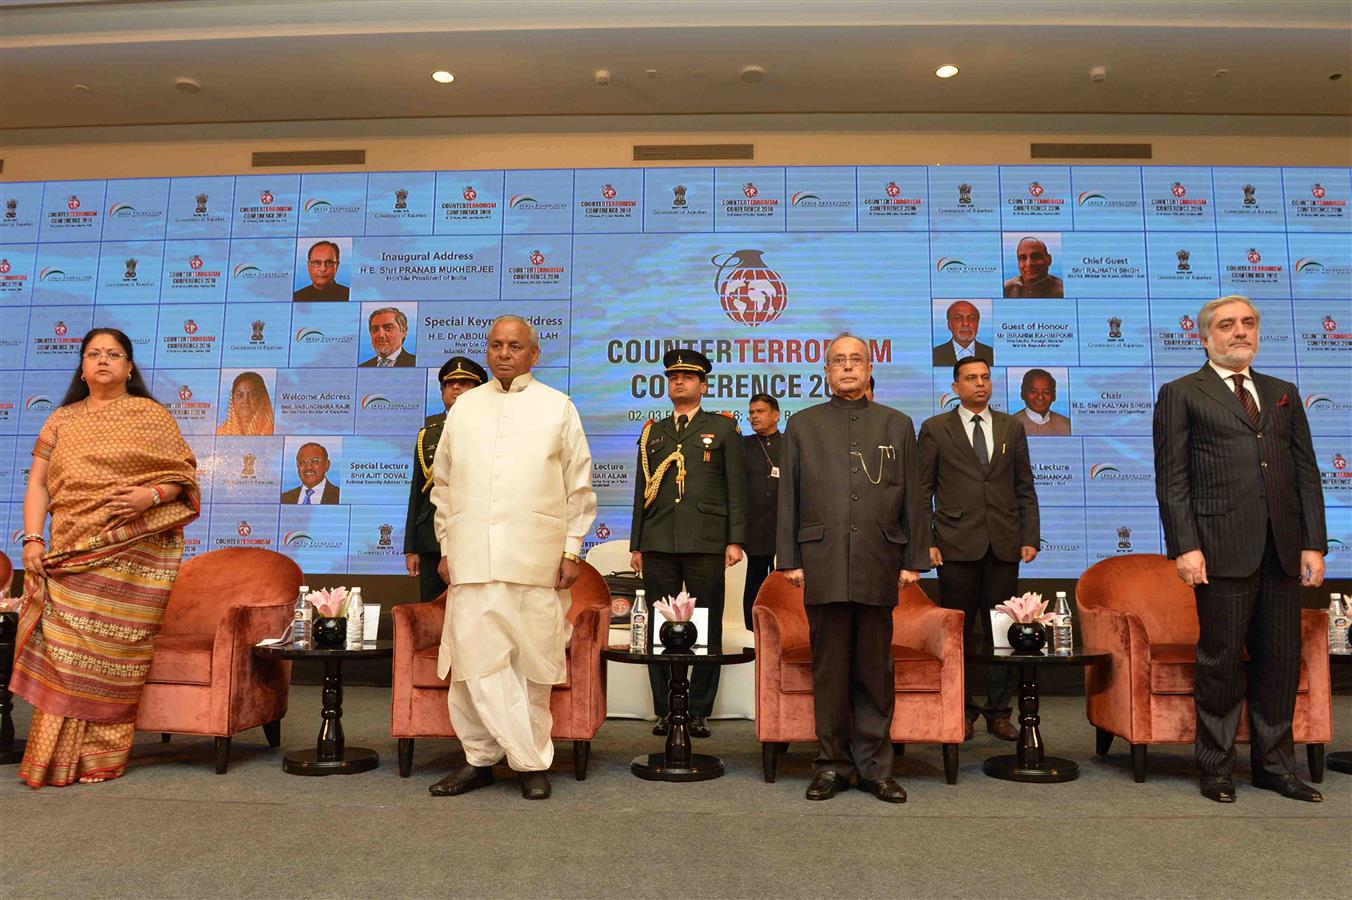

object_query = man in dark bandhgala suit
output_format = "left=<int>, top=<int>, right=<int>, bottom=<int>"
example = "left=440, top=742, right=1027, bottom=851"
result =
left=777, top=332, right=930, bottom=803
left=1153, top=294, right=1326, bottom=804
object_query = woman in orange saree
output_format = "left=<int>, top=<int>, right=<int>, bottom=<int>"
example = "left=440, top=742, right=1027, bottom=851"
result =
left=12, top=328, right=200, bottom=787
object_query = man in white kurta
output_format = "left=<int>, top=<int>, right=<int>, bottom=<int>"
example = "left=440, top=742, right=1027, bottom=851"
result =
left=428, top=316, right=596, bottom=799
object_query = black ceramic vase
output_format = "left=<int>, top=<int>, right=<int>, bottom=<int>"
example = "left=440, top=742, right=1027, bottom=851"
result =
left=1007, top=621, right=1048, bottom=654
left=659, top=619, right=698, bottom=652
left=312, top=616, right=347, bottom=648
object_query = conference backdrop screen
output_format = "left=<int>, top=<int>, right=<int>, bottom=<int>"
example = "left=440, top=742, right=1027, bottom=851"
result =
left=0, top=165, right=1348, bottom=580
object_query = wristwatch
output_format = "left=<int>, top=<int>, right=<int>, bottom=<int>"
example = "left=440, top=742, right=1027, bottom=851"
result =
left=150, top=486, right=164, bottom=506
left=561, top=551, right=582, bottom=563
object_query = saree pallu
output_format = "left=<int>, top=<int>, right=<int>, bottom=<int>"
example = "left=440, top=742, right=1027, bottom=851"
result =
left=12, top=396, right=199, bottom=786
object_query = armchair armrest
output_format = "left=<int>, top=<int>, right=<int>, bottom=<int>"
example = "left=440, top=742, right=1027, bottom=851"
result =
left=1300, top=609, right=1333, bottom=743
left=893, top=586, right=961, bottom=661
left=394, top=598, right=446, bottom=654
left=1077, top=603, right=1153, bottom=741
left=213, top=600, right=294, bottom=733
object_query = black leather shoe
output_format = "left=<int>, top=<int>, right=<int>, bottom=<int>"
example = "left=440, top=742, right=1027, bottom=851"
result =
left=651, top=716, right=669, bottom=736
left=1253, top=772, right=1322, bottom=802
left=519, top=771, right=551, bottom=800
left=429, top=764, right=495, bottom=797
left=689, top=716, right=711, bottom=738
left=1199, top=775, right=1236, bottom=803
left=858, top=778, right=908, bottom=803
left=805, top=771, right=845, bottom=801
left=986, top=717, right=1018, bottom=741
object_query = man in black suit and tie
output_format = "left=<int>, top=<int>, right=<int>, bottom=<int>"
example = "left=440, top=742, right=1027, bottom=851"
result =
left=359, top=307, right=417, bottom=368
left=918, top=357, right=1039, bottom=742
left=778, top=333, right=930, bottom=803
left=280, top=442, right=341, bottom=504
left=931, top=300, right=996, bottom=367
left=741, top=392, right=782, bottom=629
left=1153, top=294, right=1326, bottom=804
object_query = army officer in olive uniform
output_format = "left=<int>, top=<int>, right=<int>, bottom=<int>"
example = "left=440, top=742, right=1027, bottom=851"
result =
left=630, top=349, right=748, bottom=738
left=405, top=356, right=487, bottom=601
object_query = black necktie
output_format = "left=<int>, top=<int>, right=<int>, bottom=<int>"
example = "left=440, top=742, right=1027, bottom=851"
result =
left=676, top=414, right=688, bottom=436
left=971, top=414, right=989, bottom=473
left=1231, top=374, right=1260, bottom=427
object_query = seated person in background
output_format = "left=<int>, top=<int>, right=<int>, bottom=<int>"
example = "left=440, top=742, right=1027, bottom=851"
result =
left=281, top=442, right=341, bottom=504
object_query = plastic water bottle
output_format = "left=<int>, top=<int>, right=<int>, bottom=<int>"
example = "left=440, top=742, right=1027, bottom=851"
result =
left=346, top=587, right=365, bottom=646
left=1050, top=591, right=1074, bottom=655
left=630, top=589, right=649, bottom=654
left=293, top=586, right=311, bottom=647
left=1329, top=594, right=1349, bottom=654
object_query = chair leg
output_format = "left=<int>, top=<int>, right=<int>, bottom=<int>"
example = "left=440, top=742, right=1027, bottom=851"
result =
left=214, top=736, right=231, bottom=775
left=573, top=740, right=590, bottom=781
left=397, top=738, right=414, bottom=778
left=1095, top=727, right=1114, bottom=757
left=161, top=733, right=171, bottom=744
left=1307, top=744, right=1325, bottom=784
left=762, top=742, right=778, bottom=783
left=892, top=742, right=906, bottom=757
left=1130, top=743, right=1147, bottom=783
left=942, top=744, right=959, bottom=785
left=262, top=719, right=282, bottom=748
left=776, top=742, right=789, bottom=754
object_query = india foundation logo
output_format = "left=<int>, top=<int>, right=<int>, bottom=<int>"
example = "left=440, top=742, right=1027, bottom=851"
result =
left=1028, top=181, right=1045, bottom=198
left=529, top=250, right=545, bottom=266
left=1242, top=184, right=1257, bottom=206
left=183, top=319, right=199, bottom=335
left=1107, top=317, right=1123, bottom=339
left=595, top=522, right=612, bottom=541
left=958, top=183, right=973, bottom=205
left=189, top=255, right=204, bottom=270
left=178, top=385, right=193, bottom=401
left=259, top=190, right=274, bottom=205
left=1179, top=314, right=1196, bottom=331
left=67, top=195, right=81, bottom=211
left=1323, top=315, right=1338, bottom=332
left=886, top=181, right=901, bottom=198
left=1312, top=183, right=1327, bottom=199
left=1171, top=182, right=1187, bottom=198
left=394, top=188, right=409, bottom=210
left=0, top=259, right=10, bottom=274
left=463, top=186, right=477, bottom=202
left=378, top=524, right=394, bottom=547
left=1333, top=453, right=1347, bottom=471
left=124, top=258, right=139, bottom=280
left=5, top=199, right=15, bottom=219
left=251, top=320, right=266, bottom=343
left=743, top=182, right=759, bottom=199
left=241, top=454, right=257, bottom=477
left=195, top=193, right=209, bottom=214
left=237, top=521, right=252, bottom=537
left=1246, top=248, right=1262, bottom=264
left=1176, top=249, right=1191, bottom=272
left=1116, top=526, right=1132, bottom=550
left=711, top=249, right=788, bottom=328
left=672, top=185, right=687, bottom=207
left=602, top=184, right=618, bottom=201
left=54, top=321, right=69, bottom=337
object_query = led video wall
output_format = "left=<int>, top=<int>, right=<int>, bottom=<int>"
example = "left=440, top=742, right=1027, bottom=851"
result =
left=0, top=165, right=1348, bottom=578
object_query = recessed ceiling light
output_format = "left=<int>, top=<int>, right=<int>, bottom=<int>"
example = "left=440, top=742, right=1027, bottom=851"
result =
left=740, top=65, right=766, bottom=84
left=175, top=78, right=201, bottom=94
left=935, top=64, right=959, bottom=79
left=431, top=70, right=455, bottom=84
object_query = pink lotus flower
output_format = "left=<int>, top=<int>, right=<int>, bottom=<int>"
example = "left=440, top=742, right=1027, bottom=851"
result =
left=995, top=592, right=1053, bottom=625
left=654, top=590, right=696, bottom=622
left=309, top=586, right=350, bottom=618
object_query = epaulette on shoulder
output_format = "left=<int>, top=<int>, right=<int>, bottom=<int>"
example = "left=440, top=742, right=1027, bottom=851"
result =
left=718, top=410, right=736, bottom=420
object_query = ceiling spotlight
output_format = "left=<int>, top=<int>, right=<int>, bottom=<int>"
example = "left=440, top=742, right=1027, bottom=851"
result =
left=431, top=71, right=454, bottom=84
left=1089, top=66, right=1107, bottom=83
left=73, top=83, right=93, bottom=94
left=175, top=78, right=201, bottom=94
left=935, top=64, right=959, bottom=79
left=740, top=65, right=766, bottom=84
left=1331, top=72, right=1343, bottom=81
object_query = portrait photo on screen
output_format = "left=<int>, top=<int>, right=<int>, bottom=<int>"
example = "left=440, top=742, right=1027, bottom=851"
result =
left=293, top=237, right=352, bottom=302
left=358, top=301, right=418, bottom=368
left=931, top=298, right=995, bottom=367
left=216, top=368, right=276, bottom=436
left=1008, top=365, right=1072, bottom=436
left=1002, top=232, right=1064, bottom=298
left=281, top=436, right=344, bottom=505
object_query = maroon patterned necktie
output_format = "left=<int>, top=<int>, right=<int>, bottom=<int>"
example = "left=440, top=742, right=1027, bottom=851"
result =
left=1230, top=374, right=1260, bottom=427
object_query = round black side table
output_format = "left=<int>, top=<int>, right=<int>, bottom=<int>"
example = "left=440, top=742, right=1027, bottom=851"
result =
left=253, top=640, right=393, bottom=775
left=601, top=643, right=755, bottom=782
left=966, top=646, right=1110, bottom=783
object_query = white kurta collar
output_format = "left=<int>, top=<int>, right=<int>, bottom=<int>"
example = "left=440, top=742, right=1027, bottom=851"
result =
left=491, top=372, right=535, bottom=394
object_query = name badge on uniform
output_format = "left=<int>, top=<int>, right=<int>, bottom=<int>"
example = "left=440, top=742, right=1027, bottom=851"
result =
left=770, top=466, right=780, bottom=479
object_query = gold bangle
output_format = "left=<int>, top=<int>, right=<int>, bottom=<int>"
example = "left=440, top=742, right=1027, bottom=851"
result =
left=561, top=551, right=582, bottom=563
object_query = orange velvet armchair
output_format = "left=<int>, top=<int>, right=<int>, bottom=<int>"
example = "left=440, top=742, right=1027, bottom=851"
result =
left=1077, top=554, right=1331, bottom=783
left=753, top=572, right=966, bottom=784
left=135, top=548, right=303, bottom=773
left=390, top=561, right=610, bottom=780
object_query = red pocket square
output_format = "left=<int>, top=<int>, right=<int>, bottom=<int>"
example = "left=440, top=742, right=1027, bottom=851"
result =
left=1277, top=393, right=1290, bottom=407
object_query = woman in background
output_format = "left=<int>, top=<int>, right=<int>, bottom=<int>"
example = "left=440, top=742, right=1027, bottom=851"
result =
left=12, top=328, right=199, bottom=787
left=216, top=370, right=275, bottom=435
